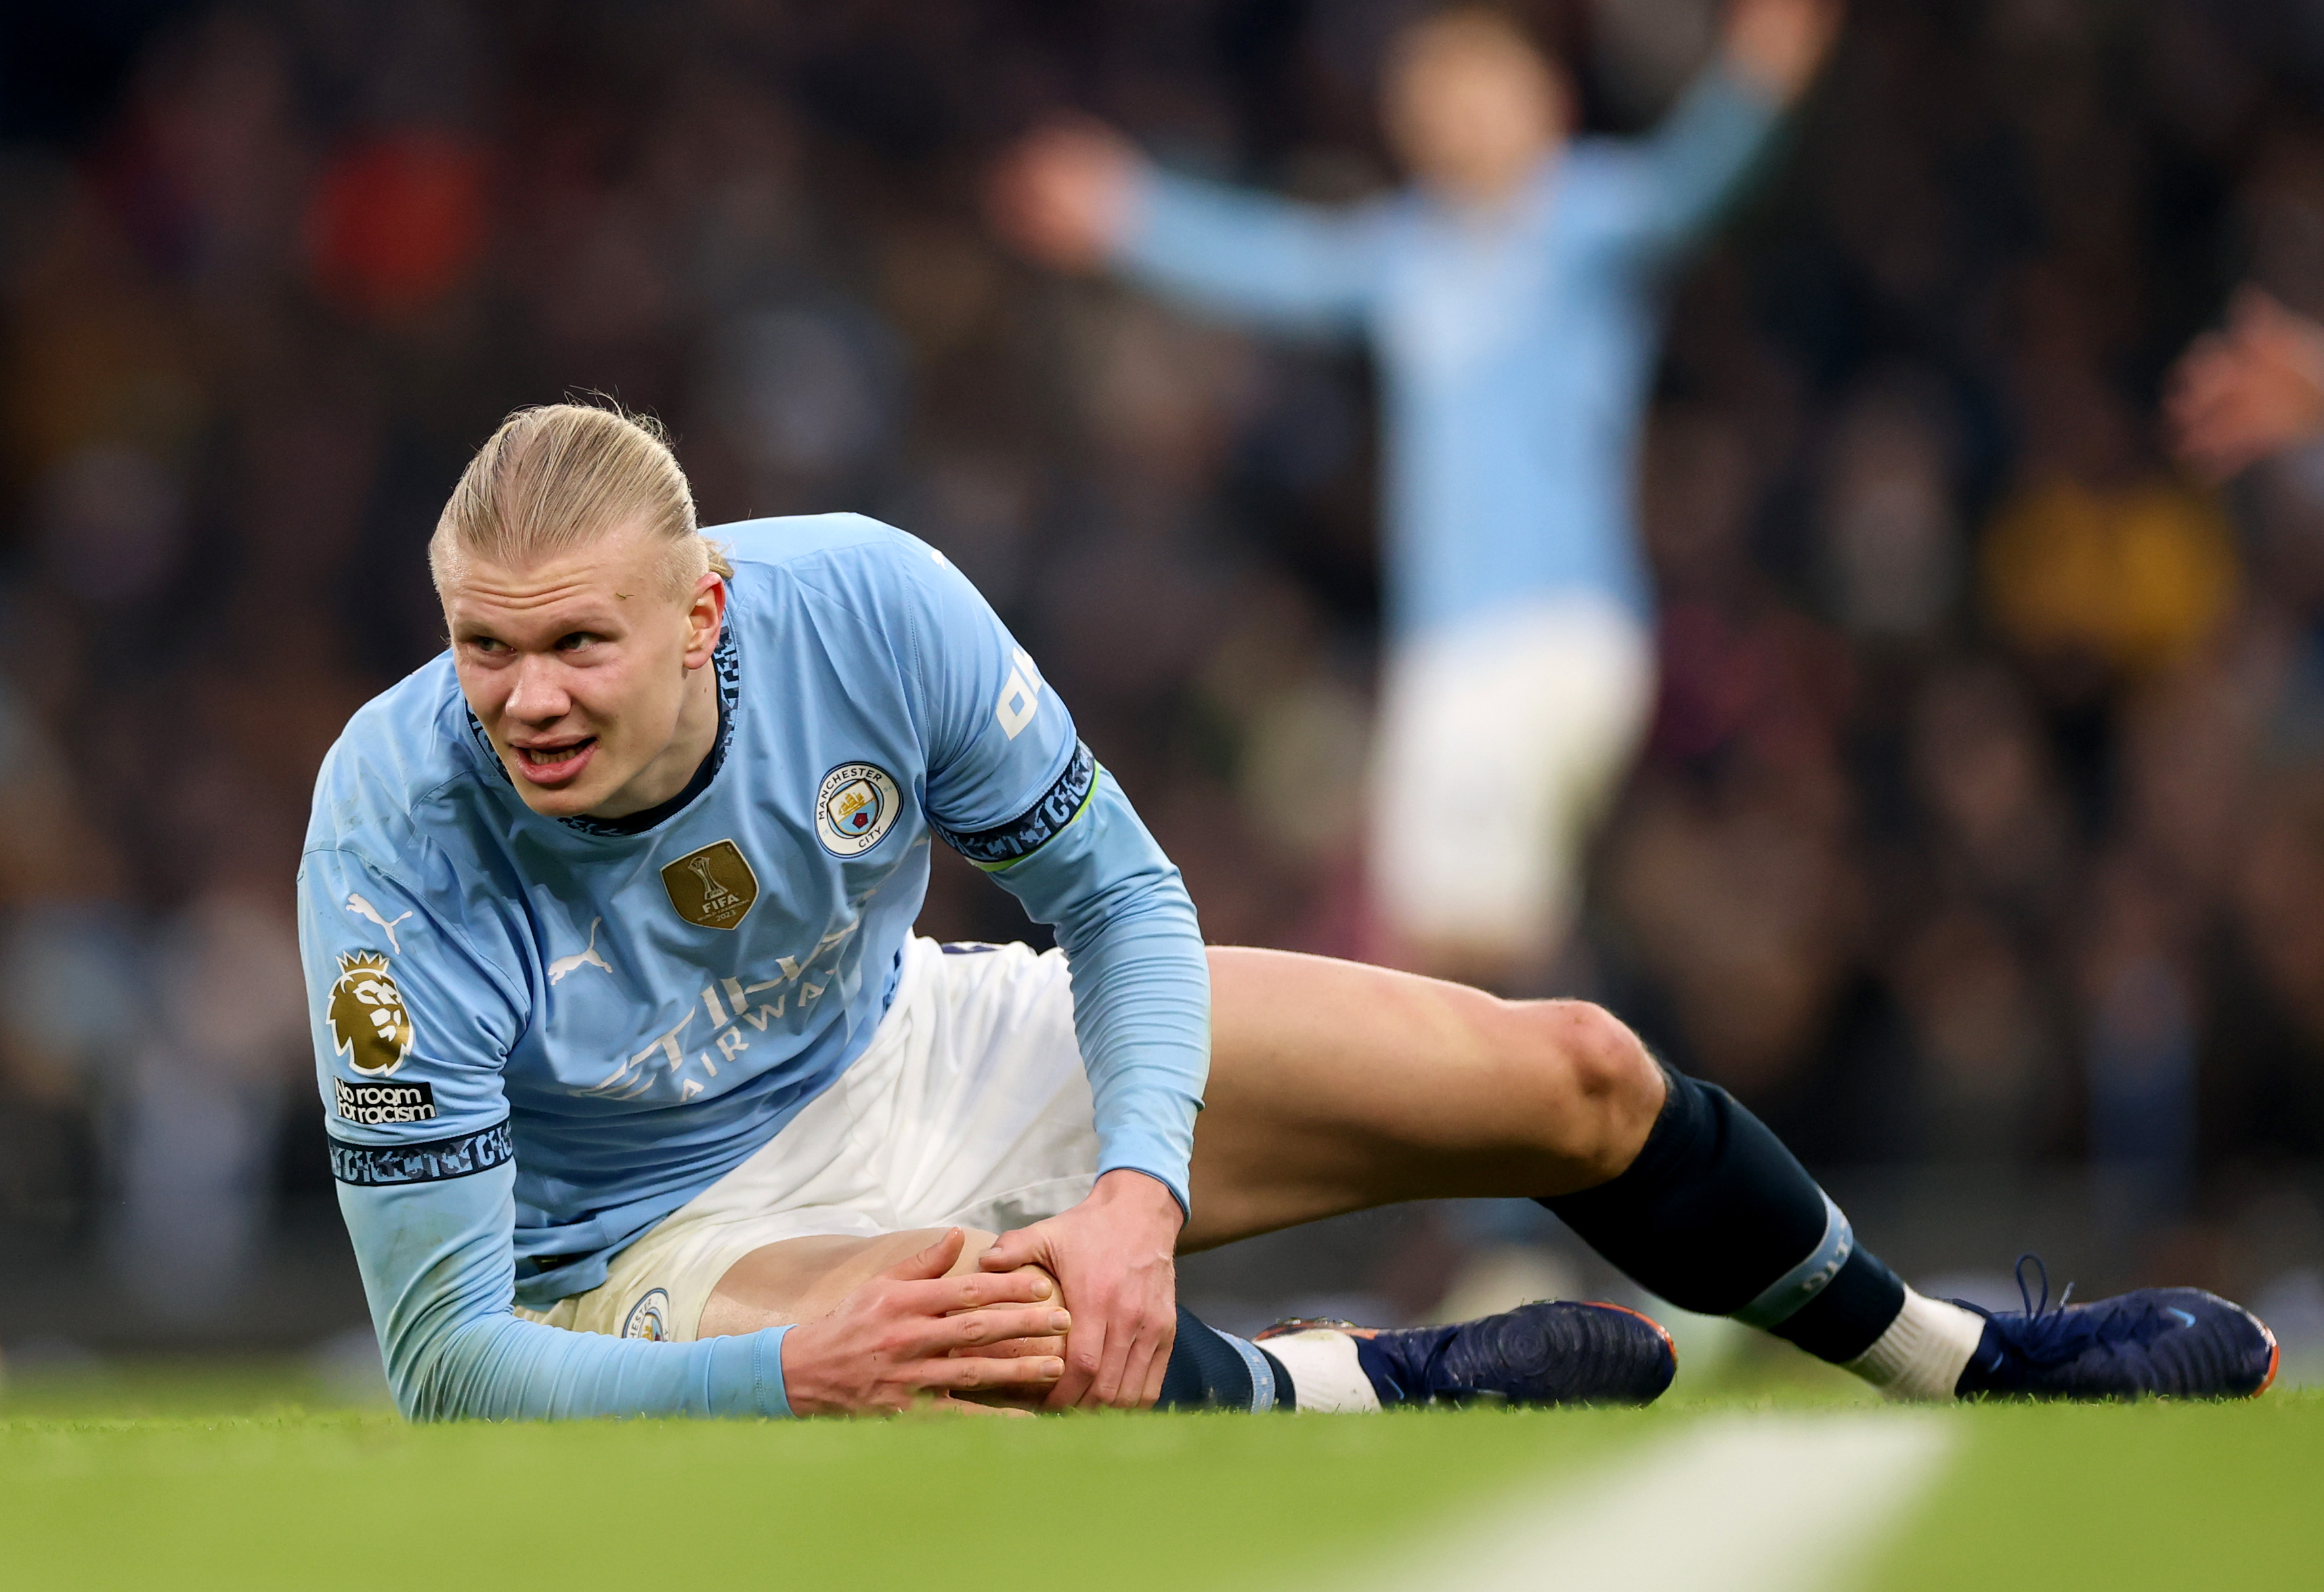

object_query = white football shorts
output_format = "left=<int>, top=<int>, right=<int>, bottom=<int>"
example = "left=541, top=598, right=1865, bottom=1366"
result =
left=515, top=933, right=1098, bottom=1343
left=1369, top=596, right=1654, bottom=960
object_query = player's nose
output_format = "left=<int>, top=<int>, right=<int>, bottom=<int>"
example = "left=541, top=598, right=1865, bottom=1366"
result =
left=504, top=653, right=575, bottom=722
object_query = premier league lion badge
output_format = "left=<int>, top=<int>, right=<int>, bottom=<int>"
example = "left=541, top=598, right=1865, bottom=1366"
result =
left=328, top=951, right=416, bottom=1077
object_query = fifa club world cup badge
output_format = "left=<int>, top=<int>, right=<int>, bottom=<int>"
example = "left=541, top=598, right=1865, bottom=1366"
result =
left=328, top=951, right=416, bottom=1076
left=660, top=839, right=760, bottom=930
left=815, top=762, right=901, bottom=857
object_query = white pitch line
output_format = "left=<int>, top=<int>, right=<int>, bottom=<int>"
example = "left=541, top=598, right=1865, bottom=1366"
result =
left=1362, top=1413, right=1958, bottom=1592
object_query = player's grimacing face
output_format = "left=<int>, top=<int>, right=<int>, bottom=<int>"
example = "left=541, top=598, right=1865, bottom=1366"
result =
left=441, top=524, right=723, bottom=821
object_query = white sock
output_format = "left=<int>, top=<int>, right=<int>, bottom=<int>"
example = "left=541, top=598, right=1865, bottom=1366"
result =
left=1259, top=1329, right=1382, bottom=1412
left=1844, top=1287, right=1987, bottom=1402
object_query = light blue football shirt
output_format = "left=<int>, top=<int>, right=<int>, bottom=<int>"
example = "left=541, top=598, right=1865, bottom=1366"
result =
left=1111, top=67, right=1783, bottom=641
left=299, top=513, right=1209, bottom=1419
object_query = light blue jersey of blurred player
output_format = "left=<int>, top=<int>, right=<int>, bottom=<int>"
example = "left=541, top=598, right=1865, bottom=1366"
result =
left=1121, top=68, right=1780, bottom=641
left=297, top=513, right=1206, bottom=1419
left=1094, top=46, right=1792, bottom=972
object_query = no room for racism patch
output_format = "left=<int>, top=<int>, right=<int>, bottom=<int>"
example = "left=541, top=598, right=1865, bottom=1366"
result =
left=334, top=1077, right=438, bottom=1125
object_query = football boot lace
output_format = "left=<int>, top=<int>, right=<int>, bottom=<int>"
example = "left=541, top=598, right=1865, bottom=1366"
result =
left=1954, top=1254, right=2215, bottom=1375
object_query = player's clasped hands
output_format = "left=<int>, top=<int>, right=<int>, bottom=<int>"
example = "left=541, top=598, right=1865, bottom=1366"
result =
left=979, top=1167, right=1185, bottom=1411
left=778, top=1229, right=1072, bottom=1417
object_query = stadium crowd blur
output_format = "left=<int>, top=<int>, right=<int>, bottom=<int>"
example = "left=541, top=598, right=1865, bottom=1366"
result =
left=11, top=0, right=2324, bottom=1337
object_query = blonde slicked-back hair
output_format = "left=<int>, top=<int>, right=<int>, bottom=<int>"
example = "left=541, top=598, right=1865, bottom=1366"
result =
left=429, top=402, right=733, bottom=599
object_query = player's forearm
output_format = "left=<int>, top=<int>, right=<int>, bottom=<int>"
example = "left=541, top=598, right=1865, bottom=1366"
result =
left=413, top=1312, right=787, bottom=1423
left=1635, top=64, right=1787, bottom=250
left=341, top=1170, right=792, bottom=1421
left=1113, top=166, right=1374, bottom=335
left=989, top=774, right=1209, bottom=1212
left=1066, top=899, right=1209, bottom=1206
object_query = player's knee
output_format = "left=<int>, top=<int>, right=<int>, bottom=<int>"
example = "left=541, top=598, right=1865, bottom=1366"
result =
left=1007, top=1259, right=1067, bottom=1317
left=942, top=1228, right=1004, bottom=1276
left=945, top=1227, right=1067, bottom=1311
left=1510, top=999, right=1664, bottom=1180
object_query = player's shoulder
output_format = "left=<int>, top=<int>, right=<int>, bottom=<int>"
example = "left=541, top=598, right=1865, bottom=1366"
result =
left=305, top=651, right=492, bottom=873
left=714, top=511, right=969, bottom=626
left=712, top=511, right=936, bottom=582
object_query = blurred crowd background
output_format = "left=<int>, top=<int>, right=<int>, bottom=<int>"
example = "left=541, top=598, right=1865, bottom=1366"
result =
left=10, top=0, right=2324, bottom=1356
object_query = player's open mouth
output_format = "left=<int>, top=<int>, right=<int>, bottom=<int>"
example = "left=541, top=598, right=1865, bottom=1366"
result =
left=510, top=737, right=597, bottom=784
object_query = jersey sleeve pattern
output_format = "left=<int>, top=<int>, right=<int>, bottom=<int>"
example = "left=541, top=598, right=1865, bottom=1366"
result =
left=326, top=1121, right=515, bottom=1186
left=928, top=738, right=1097, bottom=869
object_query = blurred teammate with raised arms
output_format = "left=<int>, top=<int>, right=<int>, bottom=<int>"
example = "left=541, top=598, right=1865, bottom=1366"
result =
left=993, top=0, right=1839, bottom=990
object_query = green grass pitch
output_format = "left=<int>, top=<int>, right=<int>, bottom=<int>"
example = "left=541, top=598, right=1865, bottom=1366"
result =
left=3, top=1357, right=2318, bottom=1590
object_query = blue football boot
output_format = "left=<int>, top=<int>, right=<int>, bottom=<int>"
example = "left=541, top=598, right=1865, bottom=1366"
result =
left=1952, top=1257, right=2278, bottom=1400
left=1258, top=1300, right=1677, bottom=1408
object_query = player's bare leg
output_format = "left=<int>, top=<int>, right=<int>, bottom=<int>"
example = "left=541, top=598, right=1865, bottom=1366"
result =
left=699, top=1228, right=1071, bottom=1413
left=700, top=1226, right=1055, bottom=1333
left=1187, top=947, right=2279, bottom=1404
left=1186, top=948, right=1662, bottom=1245
left=1398, top=936, right=1555, bottom=1003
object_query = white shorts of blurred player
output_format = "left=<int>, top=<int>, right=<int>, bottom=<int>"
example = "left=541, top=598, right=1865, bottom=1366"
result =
left=1368, top=595, right=1656, bottom=970
left=515, top=934, right=1097, bottom=1343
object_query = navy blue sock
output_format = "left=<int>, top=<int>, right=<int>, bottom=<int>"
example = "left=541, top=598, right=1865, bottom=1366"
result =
left=1153, top=1307, right=1285, bottom=1410
left=1539, top=1065, right=1903, bottom=1364
left=1771, top=1246, right=1907, bottom=1363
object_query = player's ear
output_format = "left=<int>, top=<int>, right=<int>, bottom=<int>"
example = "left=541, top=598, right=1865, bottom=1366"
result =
left=682, top=570, right=725, bottom=670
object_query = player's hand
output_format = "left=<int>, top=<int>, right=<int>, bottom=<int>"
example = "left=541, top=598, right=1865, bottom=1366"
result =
left=2166, top=286, right=2324, bottom=480
left=979, top=1169, right=1183, bottom=1411
left=987, top=118, right=1142, bottom=272
left=1723, top=0, right=1844, bottom=105
left=779, top=1229, right=1073, bottom=1417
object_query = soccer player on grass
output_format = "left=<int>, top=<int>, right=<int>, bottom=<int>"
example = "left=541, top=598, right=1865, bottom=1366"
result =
left=301, top=404, right=2277, bottom=1420
left=990, top=0, right=1835, bottom=992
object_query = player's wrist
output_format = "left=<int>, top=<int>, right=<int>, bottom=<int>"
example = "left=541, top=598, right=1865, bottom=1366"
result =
left=1088, top=1167, right=1187, bottom=1232
left=774, top=1316, right=847, bottom=1416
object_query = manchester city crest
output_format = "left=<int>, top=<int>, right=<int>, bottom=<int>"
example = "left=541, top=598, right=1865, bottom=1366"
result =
left=815, top=762, right=901, bottom=857
left=622, top=1287, right=672, bottom=1341
left=328, top=951, right=416, bottom=1076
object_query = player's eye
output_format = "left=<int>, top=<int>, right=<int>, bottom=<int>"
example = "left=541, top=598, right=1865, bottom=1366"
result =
left=555, top=632, right=602, bottom=653
left=464, top=635, right=507, bottom=655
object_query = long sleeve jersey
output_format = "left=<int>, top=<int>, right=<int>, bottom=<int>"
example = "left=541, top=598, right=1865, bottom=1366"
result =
left=1111, top=66, right=1784, bottom=641
left=297, top=513, right=1209, bottom=1419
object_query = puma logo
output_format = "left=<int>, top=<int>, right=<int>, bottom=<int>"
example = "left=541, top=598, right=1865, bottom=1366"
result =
left=345, top=893, right=414, bottom=954
left=548, top=918, right=614, bottom=985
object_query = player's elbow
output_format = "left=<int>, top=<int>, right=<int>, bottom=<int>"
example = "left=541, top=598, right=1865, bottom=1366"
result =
left=381, top=1327, right=454, bottom=1423
left=377, top=1339, right=436, bottom=1423
left=379, top=1314, right=494, bottom=1423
